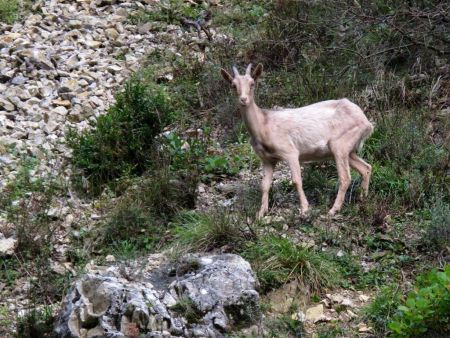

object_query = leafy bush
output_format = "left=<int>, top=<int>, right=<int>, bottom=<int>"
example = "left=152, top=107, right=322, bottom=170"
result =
left=242, top=235, right=340, bottom=294
left=67, top=75, right=176, bottom=195
left=388, top=266, right=450, bottom=337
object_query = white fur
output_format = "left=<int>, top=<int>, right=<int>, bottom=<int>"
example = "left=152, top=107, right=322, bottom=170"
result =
left=221, top=64, right=374, bottom=217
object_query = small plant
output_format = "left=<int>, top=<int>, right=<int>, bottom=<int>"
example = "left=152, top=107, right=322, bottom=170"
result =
left=423, top=195, right=450, bottom=252
left=170, top=298, right=203, bottom=323
left=388, top=266, right=450, bottom=337
left=263, top=315, right=305, bottom=338
left=164, top=131, right=206, bottom=175
left=242, top=235, right=340, bottom=294
left=364, top=284, right=402, bottom=336
left=0, top=157, right=61, bottom=259
left=14, top=307, right=55, bottom=338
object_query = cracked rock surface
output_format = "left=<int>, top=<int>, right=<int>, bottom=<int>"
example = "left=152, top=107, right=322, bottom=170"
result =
left=55, top=253, right=260, bottom=337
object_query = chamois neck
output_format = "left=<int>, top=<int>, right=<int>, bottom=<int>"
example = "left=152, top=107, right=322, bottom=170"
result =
left=240, top=101, right=266, bottom=140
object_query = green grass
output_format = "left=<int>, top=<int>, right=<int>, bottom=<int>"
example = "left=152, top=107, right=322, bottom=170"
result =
left=363, top=284, right=403, bottom=336
left=91, top=169, right=198, bottom=257
left=242, top=235, right=341, bottom=294
left=14, top=307, right=55, bottom=338
left=171, top=210, right=250, bottom=255
left=0, top=0, right=19, bottom=24
left=262, top=315, right=305, bottom=338
left=422, top=195, right=450, bottom=252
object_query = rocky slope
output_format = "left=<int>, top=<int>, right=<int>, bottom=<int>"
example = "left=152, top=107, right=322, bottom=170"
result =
left=0, top=0, right=193, bottom=185
left=0, top=0, right=212, bottom=333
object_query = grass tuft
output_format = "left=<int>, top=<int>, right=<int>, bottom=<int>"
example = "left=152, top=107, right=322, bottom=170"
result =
left=171, top=210, right=250, bottom=255
left=242, top=235, right=341, bottom=294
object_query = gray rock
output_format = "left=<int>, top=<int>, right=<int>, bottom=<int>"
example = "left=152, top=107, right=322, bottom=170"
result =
left=0, top=98, right=15, bottom=111
left=105, top=28, right=120, bottom=40
left=55, top=254, right=260, bottom=337
left=0, top=235, right=17, bottom=256
left=29, top=50, right=55, bottom=70
left=11, top=75, right=28, bottom=85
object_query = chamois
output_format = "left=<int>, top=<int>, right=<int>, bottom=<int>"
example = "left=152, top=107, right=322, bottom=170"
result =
left=221, top=63, right=373, bottom=217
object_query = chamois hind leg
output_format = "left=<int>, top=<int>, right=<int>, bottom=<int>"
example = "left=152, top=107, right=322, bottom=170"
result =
left=286, top=156, right=309, bottom=215
left=258, top=161, right=275, bottom=219
left=329, top=152, right=351, bottom=216
left=349, top=152, right=372, bottom=198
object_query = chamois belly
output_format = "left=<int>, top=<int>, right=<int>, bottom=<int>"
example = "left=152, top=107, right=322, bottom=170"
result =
left=298, top=142, right=332, bottom=162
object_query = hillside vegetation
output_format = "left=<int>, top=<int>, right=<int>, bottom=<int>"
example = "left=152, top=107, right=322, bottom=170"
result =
left=0, top=0, right=448, bottom=337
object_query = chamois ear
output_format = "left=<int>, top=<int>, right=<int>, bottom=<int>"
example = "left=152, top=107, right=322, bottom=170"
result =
left=251, top=63, right=263, bottom=81
left=220, top=68, right=234, bottom=84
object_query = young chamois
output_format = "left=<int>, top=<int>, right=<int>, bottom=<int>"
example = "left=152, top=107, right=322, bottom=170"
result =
left=221, top=63, right=373, bottom=218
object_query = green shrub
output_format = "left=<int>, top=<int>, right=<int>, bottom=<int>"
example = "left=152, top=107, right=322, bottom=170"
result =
left=242, top=235, right=340, bottom=294
left=388, top=266, right=450, bottom=337
left=67, top=75, right=176, bottom=195
left=364, top=284, right=402, bottom=336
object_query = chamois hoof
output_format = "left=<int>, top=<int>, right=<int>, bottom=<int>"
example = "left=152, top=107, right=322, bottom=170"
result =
left=299, top=208, right=310, bottom=218
left=256, top=210, right=267, bottom=220
left=328, top=208, right=339, bottom=216
left=328, top=208, right=344, bottom=220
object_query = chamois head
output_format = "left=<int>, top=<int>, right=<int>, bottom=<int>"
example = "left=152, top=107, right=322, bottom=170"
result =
left=221, top=63, right=263, bottom=107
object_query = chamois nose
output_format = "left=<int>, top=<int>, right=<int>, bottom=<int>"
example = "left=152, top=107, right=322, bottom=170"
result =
left=239, top=96, right=249, bottom=105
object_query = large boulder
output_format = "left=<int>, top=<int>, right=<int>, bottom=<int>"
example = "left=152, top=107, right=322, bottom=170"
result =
left=54, top=254, right=260, bottom=337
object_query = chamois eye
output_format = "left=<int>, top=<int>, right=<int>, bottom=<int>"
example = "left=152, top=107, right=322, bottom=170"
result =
left=250, top=82, right=255, bottom=87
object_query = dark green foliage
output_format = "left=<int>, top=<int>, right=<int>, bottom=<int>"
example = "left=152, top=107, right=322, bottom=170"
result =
left=388, top=266, right=450, bottom=337
left=242, top=236, right=340, bottom=294
left=364, top=108, right=448, bottom=208
left=67, top=75, right=176, bottom=195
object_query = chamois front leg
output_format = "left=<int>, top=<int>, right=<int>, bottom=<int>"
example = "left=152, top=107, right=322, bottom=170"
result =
left=329, top=154, right=351, bottom=216
left=286, top=157, right=309, bottom=215
left=258, top=161, right=275, bottom=219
